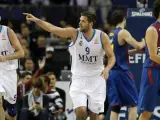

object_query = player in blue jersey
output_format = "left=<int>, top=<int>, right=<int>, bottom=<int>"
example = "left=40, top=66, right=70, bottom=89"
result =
left=138, top=0, right=160, bottom=119
left=108, top=10, right=145, bottom=120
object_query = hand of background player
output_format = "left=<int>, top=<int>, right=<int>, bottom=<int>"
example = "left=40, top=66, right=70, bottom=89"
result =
left=101, top=68, right=109, bottom=80
left=0, top=56, right=7, bottom=62
left=23, top=13, right=39, bottom=22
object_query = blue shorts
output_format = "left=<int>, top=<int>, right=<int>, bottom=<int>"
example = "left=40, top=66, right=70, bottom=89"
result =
left=138, top=67, right=160, bottom=113
left=107, top=69, right=138, bottom=107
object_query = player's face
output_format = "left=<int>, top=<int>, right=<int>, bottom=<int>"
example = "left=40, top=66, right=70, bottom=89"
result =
left=79, top=16, right=90, bottom=33
left=49, top=74, right=56, bottom=88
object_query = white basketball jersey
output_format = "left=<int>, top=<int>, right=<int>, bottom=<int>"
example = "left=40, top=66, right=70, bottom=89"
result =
left=69, top=29, right=105, bottom=76
left=0, top=25, right=18, bottom=70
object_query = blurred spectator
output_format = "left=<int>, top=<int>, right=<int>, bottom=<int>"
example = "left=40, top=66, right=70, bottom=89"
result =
left=21, top=25, right=37, bottom=55
left=45, top=46, right=54, bottom=58
left=23, top=58, right=35, bottom=73
left=43, top=46, right=61, bottom=77
left=19, top=47, right=31, bottom=71
left=42, top=75, right=66, bottom=120
left=20, top=0, right=31, bottom=4
left=34, top=35, right=47, bottom=60
left=89, top=0, right=112, bottom=24
left=137, top=0, right=148, bottom=7
left=21, top=26, right=31, bottom=42
left=20, top=39, right=29, bottom=49
left=31, top=0, right=50, bottom=6
left=16, top=33, right=23, bottom=42
left=50, top=0, right=69, bottom=4
left=18, top=58, right=45, bottom=100
left=23, top=48, right=31, bottom=58
left=18, top=72, right=32, bottom=86
left=32, top=24, right=50, bottom=38
left=19, top=76, right=49, bottom=120
left=0, top=0, right=20, bottom=4
left=37, top=35, right=46, bottom=49
left=70, top=0, right=89, bottom=7
left=70, top=0, right=89, bottom=6
left=7, top=21, right=14, bottom=29
left=47, top=72, right=66, bottom=112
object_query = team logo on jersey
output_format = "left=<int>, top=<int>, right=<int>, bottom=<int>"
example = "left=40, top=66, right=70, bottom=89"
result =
left=79, top=54, right=98, bottom=64
left=2, top=34, right=6, bottom=40
left=94, top=39, right=99, bottom=44
left=109, top=32, right=114, bottom=37
left=79, top=41, right=83, bottom=46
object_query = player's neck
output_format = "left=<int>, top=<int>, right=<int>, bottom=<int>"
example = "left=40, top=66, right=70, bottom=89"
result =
left=83, top=28, right=94, bottom=39
left=116, top=23, right=124, bottom=29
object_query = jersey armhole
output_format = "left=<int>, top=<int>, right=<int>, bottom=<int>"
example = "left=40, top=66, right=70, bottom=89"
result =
left=69, top=29, right=79, bottom=47
left=100, top=31, right=104, bottom=49
left=7, top=27, right=12, bottom=46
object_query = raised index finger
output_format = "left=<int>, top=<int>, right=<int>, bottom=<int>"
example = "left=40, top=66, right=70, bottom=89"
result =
left=23, top=13, right=30, bottom=16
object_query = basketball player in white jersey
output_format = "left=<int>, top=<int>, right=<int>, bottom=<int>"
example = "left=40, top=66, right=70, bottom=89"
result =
left=23, top=11, right=115, bottom=120
left=0, top=25, right=24, bottom=120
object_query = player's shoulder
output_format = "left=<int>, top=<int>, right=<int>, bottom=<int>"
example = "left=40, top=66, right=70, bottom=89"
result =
left=118, top=29, right=130, bottom=36
left=146, top=26, right=157, bottom=33
left=1, top=25, right=8, bottom=29
left=94, top=29, right=103, bottom=34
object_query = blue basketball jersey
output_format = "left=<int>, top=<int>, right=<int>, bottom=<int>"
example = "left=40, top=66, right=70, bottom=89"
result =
left=109, top=27, right=129, bottom=70
left=143, top=21, right=160, bottom=68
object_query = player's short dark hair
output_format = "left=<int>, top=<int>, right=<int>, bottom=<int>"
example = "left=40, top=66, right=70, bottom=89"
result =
left=153, top=0, right=160, bottom=19
left=81, top=11, right=96, bottom=24
left=110, top=10, right=125, bottom=26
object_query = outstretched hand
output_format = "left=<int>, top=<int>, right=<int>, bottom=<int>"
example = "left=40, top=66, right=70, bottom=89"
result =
left=23, top=13, right=39, bottom=22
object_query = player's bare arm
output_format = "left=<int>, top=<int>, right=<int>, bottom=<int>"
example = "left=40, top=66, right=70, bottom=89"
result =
left=119, top=29, right=145, bottom=50
left=101, top=32, right=115, bottom=79
left=146, top=26, right=160, bottom=64
left=23, top=13, right=77, bottom=41
left=128, top=49, right=145, bottom=55
left=0, top=28, right=24, bottom=62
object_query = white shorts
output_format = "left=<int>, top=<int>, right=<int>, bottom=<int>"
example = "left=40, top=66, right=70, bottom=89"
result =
left=69, top=74, right=106, bottom=114
left=0, top=69, right=17, bottom=104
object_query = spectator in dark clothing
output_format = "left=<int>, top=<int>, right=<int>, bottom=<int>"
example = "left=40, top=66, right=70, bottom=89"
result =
left=17, top=58, right=46, bottom=100
left=43, top=47, right=61, bottom=78
left=23, top=58, right=35, bottom=74
left=31, top=24, right=50, bottom=38
left=41, top=75, right=66, bottom=120
left=19, top=76, right=49, bottom=120
left=34, top=35, right=47, bottom=60
left=21, top=25, right=37, bottom=58
left=17, top=59, right=45, bottom=120
left=47, top=72, right=66, bottom=112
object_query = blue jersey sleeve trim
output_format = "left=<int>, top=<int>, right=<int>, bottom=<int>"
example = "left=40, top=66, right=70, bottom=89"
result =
left=7, top=27, right=12, bottom=45
left=100, top=31, right=104, bottom=49
left=0, top=25, right=2, bottom=33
